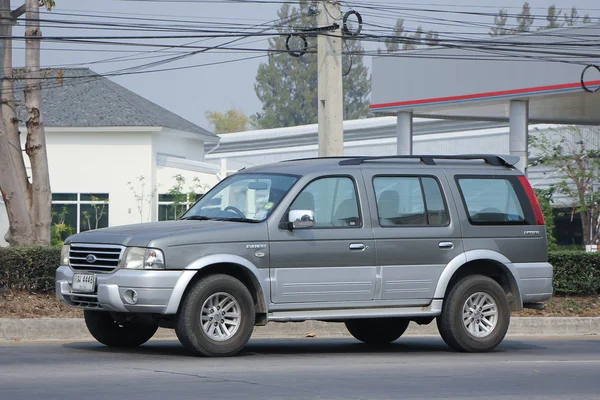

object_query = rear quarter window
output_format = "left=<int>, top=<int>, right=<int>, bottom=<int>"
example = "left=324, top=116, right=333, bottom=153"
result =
left=455, top=176, right=535, bottom=225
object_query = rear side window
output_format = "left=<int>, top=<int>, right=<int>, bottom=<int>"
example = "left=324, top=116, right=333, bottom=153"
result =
left=373, top=176, right=449, bottom=227
left=456, top=176, right=532, bottom=225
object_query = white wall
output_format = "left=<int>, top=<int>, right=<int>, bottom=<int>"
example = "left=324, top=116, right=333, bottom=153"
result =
left=155, top=130, right=206, bottom=162
left=45, top=129, right=155, bottom=227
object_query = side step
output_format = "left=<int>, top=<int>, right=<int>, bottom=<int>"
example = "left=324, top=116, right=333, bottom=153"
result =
left=268, top=300, right=443, bottom=322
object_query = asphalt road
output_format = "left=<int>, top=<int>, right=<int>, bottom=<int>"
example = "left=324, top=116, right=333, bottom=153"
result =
left=1, top=337, right=599, bottom=400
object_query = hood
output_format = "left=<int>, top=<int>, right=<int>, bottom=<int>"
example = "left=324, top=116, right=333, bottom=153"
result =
left=65, top=220, right=269, bottom=248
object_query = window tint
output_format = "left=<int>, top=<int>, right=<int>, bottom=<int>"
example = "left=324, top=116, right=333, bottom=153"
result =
left=458, top=178, right=526, bottom=225
left=373, top=176, right=449, bottom=227
left=290, top=177, right=360, bottom=228
left=184, top=174, right=297, bottom=221
left=374, top=177, right=425, bottom=226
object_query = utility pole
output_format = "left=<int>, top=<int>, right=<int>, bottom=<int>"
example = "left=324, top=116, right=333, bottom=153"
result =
left=317, top=0, right=344, bottom=157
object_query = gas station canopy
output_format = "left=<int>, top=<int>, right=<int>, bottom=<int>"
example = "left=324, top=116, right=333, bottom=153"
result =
left=370, top=24, right=600, bottom=125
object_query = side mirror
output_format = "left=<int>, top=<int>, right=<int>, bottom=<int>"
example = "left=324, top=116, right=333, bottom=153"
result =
left=288, top=209, right=315, bottom=229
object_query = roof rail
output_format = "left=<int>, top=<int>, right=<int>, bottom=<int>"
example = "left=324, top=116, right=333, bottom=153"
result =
left=337, top=154, right=519, bottom=167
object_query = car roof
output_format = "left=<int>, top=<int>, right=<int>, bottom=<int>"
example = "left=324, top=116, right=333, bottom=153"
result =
left=239, top=155, right=521, bottom=175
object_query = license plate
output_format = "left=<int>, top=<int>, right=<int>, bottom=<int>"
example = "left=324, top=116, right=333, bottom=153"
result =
left=72, top=273, right=96, bottom=293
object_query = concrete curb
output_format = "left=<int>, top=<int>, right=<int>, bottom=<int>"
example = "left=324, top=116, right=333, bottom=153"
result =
left=1, top=317, right=599, bottom=342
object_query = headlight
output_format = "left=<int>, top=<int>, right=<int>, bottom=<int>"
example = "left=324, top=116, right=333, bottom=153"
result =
left=120, top=247, right=165, bottom=270
left=60, top=245, right=70, bottom=266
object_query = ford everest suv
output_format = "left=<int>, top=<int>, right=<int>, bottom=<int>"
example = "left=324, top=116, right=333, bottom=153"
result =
left=56, top=155, right=553, bottom=356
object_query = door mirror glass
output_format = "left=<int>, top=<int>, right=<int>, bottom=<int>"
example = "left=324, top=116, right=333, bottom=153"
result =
left=288, top=209, right=315, bottom=229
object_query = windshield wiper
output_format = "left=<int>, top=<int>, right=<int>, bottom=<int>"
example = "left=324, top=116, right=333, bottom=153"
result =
left=213, top=217, right=259, bottom=223
left=180, top=215, right=213, bottom=221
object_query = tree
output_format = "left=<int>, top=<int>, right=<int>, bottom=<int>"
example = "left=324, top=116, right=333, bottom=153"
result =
left=491, top=3, right=591, bottom=36
left=380, top=20, right=439, bottom=52
left=534, top=188, right=558, bottom=251
left=0, top=0, right=54, bottom=246
left=515, top=2, right=534, bottom=33
left=564, top=7, right=591, bottom=26
left=490, top=9, right=511, bottom=37
left=205, top=108, right=253, bottom=134
left=253, top=1, right=370, bottom=129
left=542, top=5, right=563, bottom=30
left=530, top=126, right=600, bottom=246
left=383, top=19, right=405, bottom=53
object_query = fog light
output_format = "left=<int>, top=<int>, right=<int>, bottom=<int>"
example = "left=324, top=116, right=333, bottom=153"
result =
left=123, top=289, right=138, bottom=305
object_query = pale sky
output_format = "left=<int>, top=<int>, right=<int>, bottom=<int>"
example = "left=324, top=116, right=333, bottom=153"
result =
left=9, top=0, right=600, bottom=130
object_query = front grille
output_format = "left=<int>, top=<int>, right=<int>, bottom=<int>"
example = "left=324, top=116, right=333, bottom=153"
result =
left=69, top=244, right=124, bottom=273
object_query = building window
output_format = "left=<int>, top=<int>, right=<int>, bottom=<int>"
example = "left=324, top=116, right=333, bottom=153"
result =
left=51, top=194, right=109, bottom=241
left=158, top=193, right=201, bottom=221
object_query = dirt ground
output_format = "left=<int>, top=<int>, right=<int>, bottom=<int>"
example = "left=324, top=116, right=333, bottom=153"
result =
left=0, top=291, right=598, bottom=319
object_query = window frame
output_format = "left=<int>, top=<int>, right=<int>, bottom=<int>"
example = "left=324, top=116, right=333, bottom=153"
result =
left=158, top=193, right=201, bottom=222
left=454, top=174, right=536, bottom=226
left=282, top=174, right=363, bottom=230
left=372, top=174, right=451, bottom=228
left=51, top=193, right=110, bottom=233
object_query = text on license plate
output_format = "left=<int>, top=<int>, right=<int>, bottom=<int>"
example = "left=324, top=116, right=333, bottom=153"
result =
left=72, top=273, right=96, bottom=293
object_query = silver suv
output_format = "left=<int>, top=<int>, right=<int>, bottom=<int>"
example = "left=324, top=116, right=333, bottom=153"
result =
left=56, top=155, right=553, bottom=356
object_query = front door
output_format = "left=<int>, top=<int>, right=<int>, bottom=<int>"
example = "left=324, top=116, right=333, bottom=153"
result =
left=268, top=174, right=376, bottom=304
left=362, top=170, right=464, bottom=303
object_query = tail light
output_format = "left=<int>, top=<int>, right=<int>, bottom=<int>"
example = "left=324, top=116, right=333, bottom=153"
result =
left=518, top=176, right=545, bottom=225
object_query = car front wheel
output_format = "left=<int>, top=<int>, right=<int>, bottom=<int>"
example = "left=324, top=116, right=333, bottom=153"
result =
left=175, top=274, right=255, bottom=357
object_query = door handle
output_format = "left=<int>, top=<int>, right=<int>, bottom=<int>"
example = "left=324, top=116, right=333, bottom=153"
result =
left=439, top=242, right=454, bottom=249
left=349, top=243, right=366, bottom=251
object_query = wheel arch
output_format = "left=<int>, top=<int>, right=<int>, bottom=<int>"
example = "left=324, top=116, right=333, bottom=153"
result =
left=164, top=254, right=268, bottom=320
left=434, top=250, right=523, bottom=311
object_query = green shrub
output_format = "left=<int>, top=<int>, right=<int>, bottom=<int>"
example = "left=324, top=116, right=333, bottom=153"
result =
left=549, top=251, right=600, bottom=295
left=0, top=246, right=60, bottom=293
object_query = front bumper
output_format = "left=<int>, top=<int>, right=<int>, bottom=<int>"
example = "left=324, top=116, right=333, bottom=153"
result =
left=56, top=265, right=185, bottom=314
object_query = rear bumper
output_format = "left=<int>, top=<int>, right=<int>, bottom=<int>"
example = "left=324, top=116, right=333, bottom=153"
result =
left=56, top=265, right=184, bottom=314
left=514, top=262, right=553, bottom=303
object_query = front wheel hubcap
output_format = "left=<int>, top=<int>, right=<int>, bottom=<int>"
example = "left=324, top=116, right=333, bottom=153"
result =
left=462, top=292, right=498, bottom=338
left=200, top=292, right=241, bottom=341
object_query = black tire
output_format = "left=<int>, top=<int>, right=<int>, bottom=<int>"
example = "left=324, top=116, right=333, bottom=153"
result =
left=83, top=310, right=158, bottom=347
left=345, top=318, right=410, bottom=345
left=437, top=275, right=510, bottom=353
left=175, top=274, right=255, bottom=357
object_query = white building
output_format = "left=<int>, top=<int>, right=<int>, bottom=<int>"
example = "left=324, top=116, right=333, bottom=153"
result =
left=0, top=68, right=221, bottom=246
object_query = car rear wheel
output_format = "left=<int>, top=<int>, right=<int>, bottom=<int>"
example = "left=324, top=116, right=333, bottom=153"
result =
left=84, top=310, right=158, bottom=347
left=175, top=274, right=255, bottom=357
left=345, top=318, right=410, bottom=345
left=437, top=275, right=510, bottom=352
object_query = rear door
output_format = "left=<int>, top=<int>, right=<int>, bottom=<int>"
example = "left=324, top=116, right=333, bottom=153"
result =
left=363, top=169, right=464, bottom=303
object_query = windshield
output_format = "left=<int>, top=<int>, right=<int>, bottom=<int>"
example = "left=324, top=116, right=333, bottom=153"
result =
left=180, top=173, right=299, bottom=222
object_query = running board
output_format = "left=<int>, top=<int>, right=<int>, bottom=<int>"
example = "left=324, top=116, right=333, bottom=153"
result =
left=267, top=300, right=443, bottom=322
